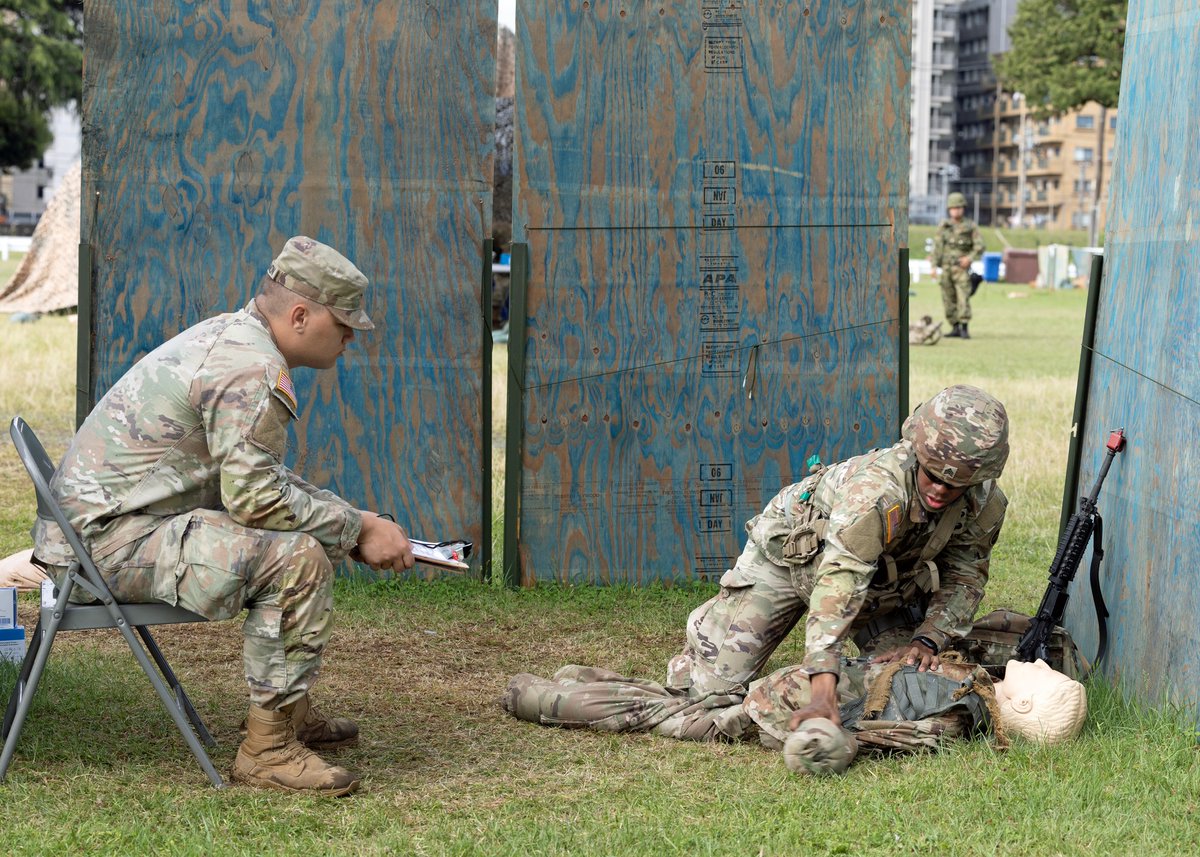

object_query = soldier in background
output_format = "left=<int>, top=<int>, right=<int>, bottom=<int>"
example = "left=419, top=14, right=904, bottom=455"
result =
left=932, top=192, right=984, bottom=339
left=32, top=236, right=415, bottom=796
left=505, top=385, right=1010, bottom=741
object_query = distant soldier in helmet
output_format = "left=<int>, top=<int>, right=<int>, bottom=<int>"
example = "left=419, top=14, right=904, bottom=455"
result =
left=665, top=384, right=1009, bottom=728
left=932, top=192, right=984, bottom=339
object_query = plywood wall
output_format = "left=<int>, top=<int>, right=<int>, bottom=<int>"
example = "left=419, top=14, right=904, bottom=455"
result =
left=512, top=1, right=909, bottom=584
left=1064, top=1, right=1200, bottom=707
left=80, top=1, right=497, bottom=572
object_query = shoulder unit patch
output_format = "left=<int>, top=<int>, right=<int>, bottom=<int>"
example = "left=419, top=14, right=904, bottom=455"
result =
left=273, top=367, right=298, bottom=414
left=883, top=501, right=903, bottom=545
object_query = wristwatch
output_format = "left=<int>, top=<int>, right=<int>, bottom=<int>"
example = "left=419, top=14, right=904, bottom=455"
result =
left=910, top=635, right=939, bottom=654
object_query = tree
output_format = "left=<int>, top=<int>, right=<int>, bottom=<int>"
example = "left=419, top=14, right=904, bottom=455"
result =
left=996, top=0, right=1126, bottom=245
left=0, top=1, right=83, bottom=172
left=994, top=0, right=1127, bottom=120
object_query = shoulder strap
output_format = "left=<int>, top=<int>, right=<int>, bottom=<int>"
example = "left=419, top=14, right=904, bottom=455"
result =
left=1089, top=513, right=1110, bottom=672
left=919, top=496, right=966, bottom=563
left=974, top=485, right=1006, bottom=533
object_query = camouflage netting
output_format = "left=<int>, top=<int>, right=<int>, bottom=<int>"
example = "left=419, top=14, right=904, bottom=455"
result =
left=0, top=160, right=80, bottom=314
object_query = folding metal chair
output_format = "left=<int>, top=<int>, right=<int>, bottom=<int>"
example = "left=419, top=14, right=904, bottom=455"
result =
left=0, top=417, right=224, bottom=787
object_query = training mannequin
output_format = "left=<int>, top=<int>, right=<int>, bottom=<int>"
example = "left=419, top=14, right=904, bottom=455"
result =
left=993, top=659, right=1087, bottom=745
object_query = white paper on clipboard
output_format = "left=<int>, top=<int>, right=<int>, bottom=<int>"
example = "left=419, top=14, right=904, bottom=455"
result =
left=410, top=539, right=472, bottom=572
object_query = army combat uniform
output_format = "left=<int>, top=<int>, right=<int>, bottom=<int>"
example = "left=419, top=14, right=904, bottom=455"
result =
left=33, top=300, right=362, bottom=710
left=670, top=440, right=1006, bottom=694
left=932, top=216, right=984, bottom=327
left=505, top=439, right=1007, bottom=742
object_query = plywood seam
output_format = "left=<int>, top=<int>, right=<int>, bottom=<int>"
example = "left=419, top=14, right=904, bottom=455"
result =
left=515, top=319, right=898, bottom=393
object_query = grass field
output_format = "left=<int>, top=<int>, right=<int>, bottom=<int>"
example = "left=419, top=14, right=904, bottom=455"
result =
left=1, top=274, right=1197, bottom=856
left=908, top=224, right=1093, bottom=260
left=0, top=251, right=25, bottom=290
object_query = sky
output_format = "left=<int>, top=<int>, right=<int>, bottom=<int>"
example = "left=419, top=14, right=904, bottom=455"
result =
left=499, top=0, right=514, bottom=30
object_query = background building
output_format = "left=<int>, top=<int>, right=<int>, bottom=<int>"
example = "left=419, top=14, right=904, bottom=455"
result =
left=953, top=0, right=1019, bottom=224
left=909, top=0, right=1114, bottom=233
left=0, top=105, right=81, bottom=231
left=910, top=0, right=962, bottom=224
left=992, top=96, right=1115, bottom=237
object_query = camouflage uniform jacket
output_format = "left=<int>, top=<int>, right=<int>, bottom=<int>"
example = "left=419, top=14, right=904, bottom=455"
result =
left=748, top=441, right=1007, bottom=677
left=33, top=300, right=363, bottom=567
left=931, top=217, right=984, bottom=271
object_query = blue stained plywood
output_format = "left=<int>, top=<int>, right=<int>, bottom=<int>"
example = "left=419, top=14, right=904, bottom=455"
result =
left=512, top=1, right=909, bottom=584
left=1064, top=0, right=1200, bottom=708
left=81, top=1, right=497, bottom=573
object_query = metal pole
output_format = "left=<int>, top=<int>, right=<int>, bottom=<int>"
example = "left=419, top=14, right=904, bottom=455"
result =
left=502, top=242, right=529, bottom=587
left=75, top=242, right=94, bottom=429
left=1059, top=253, right=1105, bottom=537
left=479, top=238, right=493, bottom=582
left=898, top=248, right=910, bottom=436
left=1016, top=93, right=1027, bottom=228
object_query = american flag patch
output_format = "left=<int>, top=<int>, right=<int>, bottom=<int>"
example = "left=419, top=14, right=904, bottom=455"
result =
left=275, top=367, right=298, bottom=411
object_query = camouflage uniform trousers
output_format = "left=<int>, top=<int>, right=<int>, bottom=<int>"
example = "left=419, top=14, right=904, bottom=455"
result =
left=499, top=534, right=925, bottom=746
left=91, top=508, right=336, bottom=709
left=503, top=666, right=750, bottom=741
left=502, top=661, right=872, bottom=750
left=939, top=265, right=972, bottom=325
left=665, top=535, right=919, bottom=701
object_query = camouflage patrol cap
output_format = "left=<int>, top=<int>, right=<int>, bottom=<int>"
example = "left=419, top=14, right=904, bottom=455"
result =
left=947, top=192, right=966, bottom=209
left=267, top=236, right=374, bottom=331
left=903, top=384, right=1009, bottom=486
left=783, top=718, right=858, bottom=776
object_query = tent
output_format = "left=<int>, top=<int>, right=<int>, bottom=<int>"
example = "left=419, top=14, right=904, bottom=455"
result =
left=0, top=160, right=79, bottom=314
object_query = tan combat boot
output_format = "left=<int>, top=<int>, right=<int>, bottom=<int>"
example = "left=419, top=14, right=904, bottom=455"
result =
left=231, top=704, right=360, bottom=796
left=291, top=694, right=359, bottom=749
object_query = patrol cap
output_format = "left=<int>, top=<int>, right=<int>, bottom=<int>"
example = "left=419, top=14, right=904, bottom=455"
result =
left=267, top=236, right=374, bottom=331
left=947, top=192, right=967, bottom=209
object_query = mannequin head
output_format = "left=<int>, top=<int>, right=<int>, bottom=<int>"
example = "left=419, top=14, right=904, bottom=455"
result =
left=994, top=659, right=1087, bottom=744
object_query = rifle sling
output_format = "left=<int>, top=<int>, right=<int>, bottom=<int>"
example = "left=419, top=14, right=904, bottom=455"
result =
left=1089, top=513, right=1110, bottom=670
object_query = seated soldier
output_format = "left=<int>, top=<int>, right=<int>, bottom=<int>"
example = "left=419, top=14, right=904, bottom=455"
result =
left=32, top=236, right=415, bottom=796
left=504, top=384, right=1012, bottom=744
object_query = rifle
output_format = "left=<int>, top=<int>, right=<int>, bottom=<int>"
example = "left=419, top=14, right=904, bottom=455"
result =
left=1014, top=428, right=1127, bottom=672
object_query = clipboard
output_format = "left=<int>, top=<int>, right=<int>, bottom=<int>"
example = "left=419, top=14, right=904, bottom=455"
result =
left=409, top=538, right=472, bottom=572
left=375, top=515, right=472, bottom=572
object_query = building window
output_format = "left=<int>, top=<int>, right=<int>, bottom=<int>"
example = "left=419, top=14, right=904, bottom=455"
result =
left=1074, top=147, right=1095, bottom=163
left=1109, top=115, right=1118, bottom=130
left=1076, top=115, right=1095, bottom=129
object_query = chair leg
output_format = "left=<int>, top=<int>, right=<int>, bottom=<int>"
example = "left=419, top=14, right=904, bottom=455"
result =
left=0, top=618, right=59, bottom=782
left=112, top=620, right=225, bottom=788
left=135, top=625, right=216, bottom=748
left=2, top=619, right=42, bottom=740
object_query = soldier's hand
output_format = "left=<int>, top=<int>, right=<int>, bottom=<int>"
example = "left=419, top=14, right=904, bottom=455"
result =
left=354, top=511, right=415, bottom=573
left=787, top=673, right=841, bottom=730
left=958, top=255, right=972, bottom=270
left=869, top=641, right=940, bottom=673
